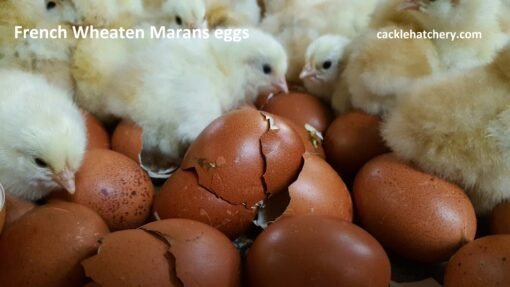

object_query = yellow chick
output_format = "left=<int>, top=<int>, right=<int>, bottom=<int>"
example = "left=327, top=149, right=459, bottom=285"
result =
left=340, top=0, right=506, bottom=116
left=205, top=0, right=260, bottom=28
left=382, top=43, right=510, bottom=215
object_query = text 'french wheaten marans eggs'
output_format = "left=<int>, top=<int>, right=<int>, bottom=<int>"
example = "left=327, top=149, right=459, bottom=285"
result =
left=0, top=201, right=109, bottom=287
left=353, top=153, right=477, bottom=263
left=82, top=219, right=241, bottom=287
left=246, top=215, right=391, bottom=287
left=70, top=149, right=155, bottom=230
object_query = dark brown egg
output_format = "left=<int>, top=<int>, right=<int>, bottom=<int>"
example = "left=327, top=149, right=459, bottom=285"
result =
left=3, top=192, right=35, bottom=230
left=154, top=169, right=255, bottom=239
left=490, top=201, right=510, bottom=234
left=444, top=235, right=510, bottom=287
left=84, top=111, right=110, bottom=150
left=260, top=92, right=333, bottom=133
left=182, top=107, right=304, bottom=207
left=324, top=111, right=389, bottom=182
left=83, top=219, right=241, bottom=287
left=0, top=186, right=5, bottom=233
left=354, top=154, right=477, bottom=263
left=0, top=201, right=109, bottom=287
left=111, top=120, right=142, bottom=164
left=247, top=215, right=391, bottom=287
left=72, top=149, right=154, bottom=230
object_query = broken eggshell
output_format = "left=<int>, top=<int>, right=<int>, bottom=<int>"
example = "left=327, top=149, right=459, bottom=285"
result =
left=283, top=118, right=325, bottom=158
left=0, top=201, right=109, bottom=287
left=84, top=111, right=110, bottom=150
left=82, top=219, right=241, bottom=287
left=71, top=149, right=155, bottom=230
left=112, top=120, right=143, bottom=164
left=256, top=153, right=353, bottom=228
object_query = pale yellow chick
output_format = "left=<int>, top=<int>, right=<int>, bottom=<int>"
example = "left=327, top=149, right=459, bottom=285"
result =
left=205, top=0, right=260, bottom=28
left=382, top=43, right=510, bottom=215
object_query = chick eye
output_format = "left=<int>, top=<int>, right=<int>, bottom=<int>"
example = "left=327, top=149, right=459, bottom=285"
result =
left=46, top=1, right=57, bottom=10
left=35, top=158, right=48, bottom=168
left=176, top=16, right=183, bottom=26
left=263, top=64, right=272, bottom=75
left=322, top=61, right=332, bottom=70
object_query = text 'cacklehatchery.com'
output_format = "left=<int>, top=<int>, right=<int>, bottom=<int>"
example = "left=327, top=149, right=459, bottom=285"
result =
left=14, top=25, right=251, bottom=42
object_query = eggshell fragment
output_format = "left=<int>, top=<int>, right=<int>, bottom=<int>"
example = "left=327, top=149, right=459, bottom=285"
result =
left=112, top=120, right=143, bottom=164
left=490, top=201, right=510, bottom=234
left=354, top=154, right=477, bottom=263
left=154, top=169, right=255, bottom=239
left=247, top=216, right=391, bottom=287
left=0, top=201, right=109, bottom=287
left=84, top=111, right=110, bottom=150
left=281, top=118, right=326, bottom=158
left=0, top=185, right=5, bottom=234
left=324, top=111, right=389, bottom=181
left=3, top=192, right=35, bottom=229
left=260, top=92, right=333, bottom=133
left=72, top=149, right=155, bottom=230
left=443, top=235, right=510, bottom=287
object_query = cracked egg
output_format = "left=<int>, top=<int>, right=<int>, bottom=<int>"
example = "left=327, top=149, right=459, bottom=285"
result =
left=82, top=219, right=241, bottom=287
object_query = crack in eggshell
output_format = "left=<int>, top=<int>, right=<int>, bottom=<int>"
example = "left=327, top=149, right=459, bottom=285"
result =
left=304, top=124, right=324, bottom=149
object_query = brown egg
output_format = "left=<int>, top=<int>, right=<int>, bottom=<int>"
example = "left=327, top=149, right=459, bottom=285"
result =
left=247, top=215, right=391, bottom=287
left=324, top=111, right=389, bottom=182
left=354, top=154, right=477, bottom=263
left=72, top=149, right=154, bottom=230
left=490, top=201, right=510, bottom=234
left=84, top=111, right=110, bottom=150
left=182, top=107, right=304, bottom=207
left=258, top=153, right=352, bottom=226
left=259, top=92, right=333, bottom=133
left=83, top=219, right=241, bottom=287
left=0, top=201, right=109, bottom=287
left=0, top=185, right=5, bottom=234
left=283, top=118, right=325, bottom=158
left=3, top=192, right=35, bottom=229
left=444, top=235, right=510, bottom=287
left=154, top=169, right=255, bottom=239
left=111, top=120, right=142, bottom=164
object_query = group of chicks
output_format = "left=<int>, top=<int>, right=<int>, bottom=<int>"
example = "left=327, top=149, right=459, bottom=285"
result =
left=1, top=0, right=510, bottom=217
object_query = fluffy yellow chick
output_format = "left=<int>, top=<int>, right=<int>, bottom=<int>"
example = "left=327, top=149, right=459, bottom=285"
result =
left=0, top=69, right=86, bottom=201
left=260, top=0, right=379, bottom=83
left=501, top=0, right=510, bottom=34
left=341, top=0, right=506, bottom=116
left=205, top=0, right=260, bottom=28
left=382, top=43, right=510, bottom=215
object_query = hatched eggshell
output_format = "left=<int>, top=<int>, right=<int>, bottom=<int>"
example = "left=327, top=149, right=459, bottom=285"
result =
left=84, top=111, right=110, bottom=150
left=73, top=149, right=154, bottom=230
left=490, top=201, right=510, bottom=234
left=82, top=229, right=175, bottom=287
left=260, top=92, right=333, bottom=133
left=0, top=201, right=109, bottom=287
left=354, top=153, right=477, bottom=263
left=112, top=120, right=142, bottom=164
left=3, top=192, right=35, bottom=229
left=154, top=169, right=255, bottom=239
left=324, top=111, right=389, bottom=181
left=0, top=185, right=5, bottom=234
left=142, top=219, right=241, bottom=287
left=284, top=154, right=352, bottom=221
left=444, top=235, right=510, bottom=287
left=247, top=216, right=391, bottom=287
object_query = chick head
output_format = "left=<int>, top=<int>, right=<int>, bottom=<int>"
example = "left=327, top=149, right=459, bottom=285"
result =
left=161, top=0, right=207, bottom=29
left=301, top=35, right=351, bottom=90
left=231, top=29, right=288, bottom=98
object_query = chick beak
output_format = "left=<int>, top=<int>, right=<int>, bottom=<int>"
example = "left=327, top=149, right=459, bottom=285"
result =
left=398, top=0, right=422, bottom=11
left=53, top=167, right=76, bottom=195
left=300, top=64, right=319, bottom=80
left=272, top=77, right=289, bottom=94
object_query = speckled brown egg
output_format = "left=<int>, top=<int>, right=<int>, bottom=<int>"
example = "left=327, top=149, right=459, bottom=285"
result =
left=258, top=153, right=352, bottom=226
left=0, top=201, right=109, bottom=287
left=3, top=192, right=35, bottom=230
left=490, top=201, right=510, bottom=234
left=324, top=111, right=389, bottom=182
left=354, top=153, right=477, bottom=263
left=84, top=111, right=110, bottom=150
left=72, top=149, right=154, bottom=230
left=260, top=92, right=333, bottom=133
left=0, top=185, right=5, bottom=234
left=154, top=169, right=255, bottom=239
left=443, top=235, right=510, bottom=287
left=247, top=215, right=391, bottom=287
left=182, top=107, right=304, bottom=208
left=83, top=219, right=241, bottom=287
left=112, top=120, right=143, bottom=164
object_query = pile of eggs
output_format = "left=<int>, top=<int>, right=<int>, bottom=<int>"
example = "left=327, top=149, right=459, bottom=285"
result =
left=1, top=92, right=509, bottom=287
